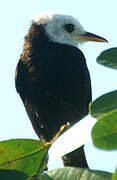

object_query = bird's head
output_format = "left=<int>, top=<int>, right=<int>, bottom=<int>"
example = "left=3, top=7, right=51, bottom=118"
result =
left=32, top=12, right=107, bottom=47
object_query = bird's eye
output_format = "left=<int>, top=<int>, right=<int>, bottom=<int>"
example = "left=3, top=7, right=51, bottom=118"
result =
left=64, top=24, right=74, bottom=33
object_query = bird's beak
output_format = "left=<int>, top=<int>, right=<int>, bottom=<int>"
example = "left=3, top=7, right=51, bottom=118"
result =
left=80, top=32, right=108, bottom=43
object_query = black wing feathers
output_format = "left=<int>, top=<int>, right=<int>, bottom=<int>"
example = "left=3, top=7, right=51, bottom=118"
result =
left=15, top=23, right=91, bottom=141
left=16, top=42, right=91, bottom=141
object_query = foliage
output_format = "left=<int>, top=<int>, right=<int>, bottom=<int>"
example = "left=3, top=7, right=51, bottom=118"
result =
left=92, top=110, right=117, bottom=150
left=97, top=47, right=117, bottom=69
left=90, top=47, right=117, bottom=178
left=91, top=48, right=117, bottom=151
left=113, top=169, right=117, bottom=180
left=40, top=167, right=112, bottom=180
left=0, top=139, right=48, bottom=176
left=0, top=47, right=117, bottom=179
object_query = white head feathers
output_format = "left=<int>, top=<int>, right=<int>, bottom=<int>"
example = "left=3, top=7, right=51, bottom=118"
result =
left=31, top=12, right=107, bottom=47
left=32, top=12, right=86, bottom=47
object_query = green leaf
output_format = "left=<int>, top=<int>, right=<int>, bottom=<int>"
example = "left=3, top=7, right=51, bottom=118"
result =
left=0, top=139, right=49, bottom=176
left=90, top=90, right=117, bottom=119
left=97, top=47, right=117, bottom=69
left=91, top=90, right=117, bottom=150
left=113, top=168, right=117, bottom=180
left=92, top=110, right=117, bottom=150
left=40, top=167, right=112, bottom=180
left=0, top=169, right=30, bottom=180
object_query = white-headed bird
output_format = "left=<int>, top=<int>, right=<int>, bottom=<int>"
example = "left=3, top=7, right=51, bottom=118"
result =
left=15, top=12, right=107, bottom=168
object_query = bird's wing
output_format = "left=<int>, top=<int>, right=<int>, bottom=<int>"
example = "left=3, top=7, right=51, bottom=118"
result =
left=15, top=43, right=92, bottom=141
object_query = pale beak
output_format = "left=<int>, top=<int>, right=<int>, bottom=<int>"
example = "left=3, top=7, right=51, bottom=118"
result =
left=80, top=32, right=108, bottom=42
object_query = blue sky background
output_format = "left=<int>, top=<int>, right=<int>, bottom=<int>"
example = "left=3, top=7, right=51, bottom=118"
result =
left=0, top=0, right=117, bottom=173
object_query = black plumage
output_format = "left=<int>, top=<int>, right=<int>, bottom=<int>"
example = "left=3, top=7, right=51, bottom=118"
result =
left=15, top=12, right=107, bottom=168
left=16, top=22, right=91, bottom=139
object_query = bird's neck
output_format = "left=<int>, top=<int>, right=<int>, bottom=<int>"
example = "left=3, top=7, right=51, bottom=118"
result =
left=23, top=23, right=49, bottom=55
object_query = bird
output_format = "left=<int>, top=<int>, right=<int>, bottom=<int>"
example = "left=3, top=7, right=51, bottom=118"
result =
left=15, top=12, right=107, bottom=168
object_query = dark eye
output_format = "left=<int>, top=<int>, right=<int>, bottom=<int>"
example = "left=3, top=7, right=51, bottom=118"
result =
left=64, top=24, right=74, bottom=33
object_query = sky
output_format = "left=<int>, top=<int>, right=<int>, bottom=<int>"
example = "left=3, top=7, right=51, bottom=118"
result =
left=0, top=0, right=117, bottom=173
